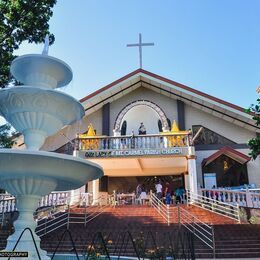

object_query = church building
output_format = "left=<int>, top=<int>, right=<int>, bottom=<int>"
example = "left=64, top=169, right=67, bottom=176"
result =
left=38, top=68, right=260, bottom=200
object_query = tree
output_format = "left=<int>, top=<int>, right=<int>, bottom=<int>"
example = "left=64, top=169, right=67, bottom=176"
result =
left=0, top=123, right=16, bottom=148
left=0, top=0, right=57, bottom=88
left=246, top=98, right=260, bottom=159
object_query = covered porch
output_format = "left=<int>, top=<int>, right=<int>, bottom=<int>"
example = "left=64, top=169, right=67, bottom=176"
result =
left=77, top=153, right=197, bottom=204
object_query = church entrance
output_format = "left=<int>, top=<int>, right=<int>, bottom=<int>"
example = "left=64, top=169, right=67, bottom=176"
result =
left=99, top=175, right=185, bottom=195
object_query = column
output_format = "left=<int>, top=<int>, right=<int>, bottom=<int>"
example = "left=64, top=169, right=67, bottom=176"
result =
left=177, top=100, right=185, bottom=130
left=92, top=179, right=100, bottom=205
left=102, top=103, right=110, bottom=135
left=187, top=155, right=198, bottom=195
left=184, top=173, right=189, bottom=191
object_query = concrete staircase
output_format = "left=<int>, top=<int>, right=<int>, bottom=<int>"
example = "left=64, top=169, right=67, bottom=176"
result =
left=1, top=205, right=260, bottom=258
left=40, top=205, right=260, bottom=258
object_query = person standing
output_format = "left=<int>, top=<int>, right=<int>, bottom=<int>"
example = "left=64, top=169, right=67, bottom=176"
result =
left=164, top=182, right=172, bottom=204
left=175, top=187, right=181, bottom=204
left=155, top=181, right=163, bottom=199
left=140, top=185, right=147, bottom=205
left=136, top=183, right=142, bottom=198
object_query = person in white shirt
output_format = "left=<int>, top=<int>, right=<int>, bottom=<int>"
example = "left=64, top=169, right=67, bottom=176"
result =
left=155, top=181, right=163, bottom=199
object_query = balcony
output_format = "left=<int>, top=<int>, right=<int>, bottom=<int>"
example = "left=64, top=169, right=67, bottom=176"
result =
left=75, top=130, right=194, bottom=176
left=76, top=131, right=194, bottom=159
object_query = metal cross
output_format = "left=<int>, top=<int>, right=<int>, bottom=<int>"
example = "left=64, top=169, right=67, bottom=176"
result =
left=127, top=33, right=154, bottom=68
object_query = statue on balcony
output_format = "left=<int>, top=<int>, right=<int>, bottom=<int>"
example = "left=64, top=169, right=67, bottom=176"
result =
left=138, top=122, right=146, bottom=135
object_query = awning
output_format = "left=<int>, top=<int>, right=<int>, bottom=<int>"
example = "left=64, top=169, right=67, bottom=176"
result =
left=87, top=156, right=188, bottom=177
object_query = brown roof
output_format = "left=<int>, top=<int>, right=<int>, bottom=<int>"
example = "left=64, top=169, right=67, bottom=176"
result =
left=80, top=68, right=245, bottom=113
left=202, top=146, right=251, bottom=166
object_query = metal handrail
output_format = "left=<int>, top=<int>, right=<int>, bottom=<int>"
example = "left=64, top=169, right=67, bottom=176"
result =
left=37, top=196, right=110, bottom=236
left=69, top=204, right=110, bottom=225
left=187, top=190, right=240, bottom=222
left=178, top=205, right=216, bottom=258
left=150, top=192, right=170, bottom=225
left=36, top=212, right=68, bottom=237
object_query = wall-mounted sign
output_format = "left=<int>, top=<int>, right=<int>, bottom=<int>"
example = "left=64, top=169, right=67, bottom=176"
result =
left=84, top=148, right=182, bottom=158
left=204, top=173, right=217, bottom=189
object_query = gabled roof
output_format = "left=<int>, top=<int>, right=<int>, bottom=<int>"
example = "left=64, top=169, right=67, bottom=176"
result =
left=202, top=146, right=251, bottom=166
left=80, top=69, right=259, bottom=132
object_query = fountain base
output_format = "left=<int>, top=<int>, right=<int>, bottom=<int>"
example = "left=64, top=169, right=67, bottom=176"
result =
left=0, top=150, right=103, bottom=259
left=3, top=195, right=49, bottom=259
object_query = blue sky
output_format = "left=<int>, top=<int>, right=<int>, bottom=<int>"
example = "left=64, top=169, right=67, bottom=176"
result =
left=15, top=0, right=260, bottom=109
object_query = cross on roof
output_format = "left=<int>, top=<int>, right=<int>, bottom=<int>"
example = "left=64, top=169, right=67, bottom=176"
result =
left=127, top=33, right=154, bottom=68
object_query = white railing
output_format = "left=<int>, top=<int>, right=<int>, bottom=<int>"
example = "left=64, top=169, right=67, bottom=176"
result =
left=201, top=188, right=260, bottom=208
left=78, top=132, right=192, bottom=151
left=0, top=196, right=16, bottom=213
left=150, top=192, right=170, bottom=225
left=0, top=193, right=14, bottom=201
left=0, top=190, right=92, bottom=214
left=187, top=190, right=240, bottom=222
left=38, top=191, right=71, bottom=208
left=178, top=205, right=215, bottom=258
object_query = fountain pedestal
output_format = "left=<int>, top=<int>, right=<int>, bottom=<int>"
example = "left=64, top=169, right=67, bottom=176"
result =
left=5, top=195, right=48, bottom=259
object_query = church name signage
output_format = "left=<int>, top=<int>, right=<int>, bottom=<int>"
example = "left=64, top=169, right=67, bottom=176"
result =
left=84, top=148, right=182, bottom=158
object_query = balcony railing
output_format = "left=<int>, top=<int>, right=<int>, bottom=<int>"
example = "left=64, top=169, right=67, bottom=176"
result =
left=77, top=132, right=193, bottom=158
left=200, top=188, right=260, bottom=208
left=78, top=132, right=191, bottom=151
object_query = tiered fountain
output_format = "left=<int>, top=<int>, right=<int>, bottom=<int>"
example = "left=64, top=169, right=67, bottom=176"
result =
left=0, top=40, right=103, bottom=259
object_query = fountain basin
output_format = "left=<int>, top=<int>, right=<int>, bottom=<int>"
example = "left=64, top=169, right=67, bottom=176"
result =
left=0, top=149, right=103, bottom=259
left=0, top=87, right=85, bottom=150
left=0, top=149, right=103, bottom=192
left=11, top=54, right=73, bottom=89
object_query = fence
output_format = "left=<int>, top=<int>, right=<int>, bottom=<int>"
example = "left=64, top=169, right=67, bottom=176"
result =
left=0, top=191, right=94, bottom=215
left=187, top=190, right=240, bottom=222
left=201, top=188, right=260, bottom=208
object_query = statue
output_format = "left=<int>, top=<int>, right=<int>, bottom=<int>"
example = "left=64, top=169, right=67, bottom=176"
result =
left=138, top=122, right=146, bottom=135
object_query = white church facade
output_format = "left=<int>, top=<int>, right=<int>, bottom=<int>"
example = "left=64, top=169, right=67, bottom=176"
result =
left=36, top=69, right=260, bottom=199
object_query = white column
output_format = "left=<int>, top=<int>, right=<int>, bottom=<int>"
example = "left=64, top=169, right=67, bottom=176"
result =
left=92, top=179, right=99, bottom=205
left=184, top=174, right=189, bottom=191
left=246, top=189, right=253, bottom=208
left=188, top=156, right=198, bottom=195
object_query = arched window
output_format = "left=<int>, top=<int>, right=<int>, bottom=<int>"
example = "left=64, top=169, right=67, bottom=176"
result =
left=121, top=120, right=127, bottom=136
